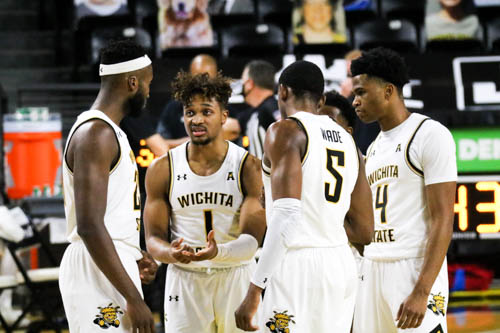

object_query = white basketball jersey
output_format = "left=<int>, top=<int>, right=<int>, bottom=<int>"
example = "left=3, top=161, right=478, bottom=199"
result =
left=363, top=112, right=457, bottom=260
left=63, top=110, right=142, bottom=259
left=169, top=141, right=249, bottom=268
left=262, top=111, right=359, bottom=248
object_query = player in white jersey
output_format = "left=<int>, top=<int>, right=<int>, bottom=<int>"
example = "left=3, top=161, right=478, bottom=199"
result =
left=235, top=60, right=374, bottom=332
left=350, top=48, right=457, bottom=332
left=144, top=72, right=266, bottom=333
left=59, top=40, right=157, bottom=333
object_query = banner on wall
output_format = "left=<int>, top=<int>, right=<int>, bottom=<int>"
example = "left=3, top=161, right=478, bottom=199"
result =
left=451, top=127, right=500, bottom=173
left=453, top=56, right=500, bottom=111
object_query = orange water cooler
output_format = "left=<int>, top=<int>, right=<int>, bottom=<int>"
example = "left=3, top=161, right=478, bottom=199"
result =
left=3, top=112, right=62, bottom=199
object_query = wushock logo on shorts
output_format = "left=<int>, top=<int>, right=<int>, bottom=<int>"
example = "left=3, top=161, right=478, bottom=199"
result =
left=427, top=293, right=446, bottom=316
left=266, top=310, right=295, bottom=333
left=93, top=303, right=123, bottom=329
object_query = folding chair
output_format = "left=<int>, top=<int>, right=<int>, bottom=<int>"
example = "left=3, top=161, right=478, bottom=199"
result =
left=1, top=197, right=65, bottom=332
left=0, top=274, right=19, bottom=333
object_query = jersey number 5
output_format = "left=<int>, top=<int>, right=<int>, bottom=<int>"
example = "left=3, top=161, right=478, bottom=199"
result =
left=325, top=149, right=344, bottom=203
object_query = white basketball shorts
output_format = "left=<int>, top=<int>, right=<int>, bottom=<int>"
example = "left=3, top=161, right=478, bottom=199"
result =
left=164, top=261, right=259, bottom=333
left=261, top=245, right=358, bottom=333
left=59, top=241, right=143, bottom=332
left=353, top=257, right=448, bottom=333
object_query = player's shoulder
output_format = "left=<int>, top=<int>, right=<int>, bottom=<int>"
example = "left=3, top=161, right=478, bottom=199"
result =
left=148, top=152, right=172, bottom=177
left=412, top=114, right=453, bottom=140
left=267, top=118, right=304, bottom=139
left=72, top=118, right=118, bottom=149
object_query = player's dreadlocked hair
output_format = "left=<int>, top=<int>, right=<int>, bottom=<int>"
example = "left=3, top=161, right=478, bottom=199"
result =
left=350, top=47, right=410, bottom=93
left=171, top=72, right=232, bottom=108
left=100, top=39, right=146, bottom=65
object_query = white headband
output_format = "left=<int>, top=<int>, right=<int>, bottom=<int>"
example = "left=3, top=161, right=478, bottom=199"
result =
left=99, top=55, right=152, bottom=76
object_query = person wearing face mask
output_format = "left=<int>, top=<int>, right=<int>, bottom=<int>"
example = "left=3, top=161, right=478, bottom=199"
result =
left=235, top=60, right=279, bottom=159
left=425, top=0, right=480, bottom=41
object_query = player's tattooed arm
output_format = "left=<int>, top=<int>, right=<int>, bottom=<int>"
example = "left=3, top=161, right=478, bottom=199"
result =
left=396, top=181, right=456, bottom=329
left=144, top=155, right=194, bottom=264
left=344, top=149, right=374, bottom=246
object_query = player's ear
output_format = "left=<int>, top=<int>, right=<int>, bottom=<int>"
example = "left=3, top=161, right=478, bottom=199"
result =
left=127, top=75, right=139, bottom=93
left=384, top=84, right=394, bottom=100
left=278, top=84, right=288, bottom=101
left=220, top=106, right=228, bottom=124
left=317, top=94, right=326, bottom=110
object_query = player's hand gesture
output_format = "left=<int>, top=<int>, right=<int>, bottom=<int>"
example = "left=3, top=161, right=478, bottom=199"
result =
left=235, top=283, right=261, bottom=331
left=396, top=289, right=428, bottom=329
left=126, top=298, right=156, bottom=333
left=169, top=238, right=195, bottom=264
left=138, top=251, right=159, bottom=284
left=188, top=230, right=219, bottom=261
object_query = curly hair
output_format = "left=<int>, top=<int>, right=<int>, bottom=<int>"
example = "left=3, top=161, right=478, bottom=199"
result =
left=350, top=47, right=410, bottom=91
left=171, top=71, right=232, bottom=108
left=324, top=90, right=356, bottom=129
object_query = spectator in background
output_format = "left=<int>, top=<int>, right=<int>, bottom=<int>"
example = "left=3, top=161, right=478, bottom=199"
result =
left=425, top=0, right=480, bottom=40
left=157, top=54, right=217, bottom=148
left=319, top=90, right=357, bottom=135
left=293, top=0, right=347, bottom=44
left=236, top=60, right=279, bottom=159
left=340, top=49, right=362, bottom=98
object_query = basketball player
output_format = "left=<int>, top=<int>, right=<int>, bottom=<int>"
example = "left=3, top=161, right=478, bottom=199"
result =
left=319, top=90, right=357, bottom=135
left=350, top=47, right=457, bottom=332
left=59, top=40, right=156, bottom=333
left=235, top=60, right=374, bottom=332
left=144, top=72, right=266, bottom=332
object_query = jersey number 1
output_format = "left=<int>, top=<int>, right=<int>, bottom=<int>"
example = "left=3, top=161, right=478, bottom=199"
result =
left=325, top=149, right=344, bottom=203
left=204, top=210, right=213, bottom=240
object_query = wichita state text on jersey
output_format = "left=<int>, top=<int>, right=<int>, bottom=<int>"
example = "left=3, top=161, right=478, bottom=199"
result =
left=169, top=141, right=250, bottom=268
left=363, top=113, right=457, bottom=260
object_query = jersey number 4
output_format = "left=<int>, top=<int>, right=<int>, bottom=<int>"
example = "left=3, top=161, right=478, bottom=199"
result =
left=325, top=149, right=344, bottom=203
left=375, top=184, right=388, bottom=223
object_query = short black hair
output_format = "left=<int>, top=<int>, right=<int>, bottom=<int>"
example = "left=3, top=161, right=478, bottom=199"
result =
left=246, top=60, right=275, bottom=91
left=324, top=90, right=356, bottom=128
left=350, top=47, right=410, bottom=91
left=278, top=60, right=324, bottom=103
left=100, top=39, right=146, bottom=65
left=172, top=71, right=232, bottom=108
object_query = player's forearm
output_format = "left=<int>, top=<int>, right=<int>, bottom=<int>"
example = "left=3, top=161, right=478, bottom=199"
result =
left=344, top=216, right=373, bottom=245
left=212, top=234, right=258, bottom=263
left=414, top=219, right=453, bottom=295
left=239, top=197, right=267, bottom=245
left=78, top=223, right=143, bottom=302
left=146, top=236, right=178, bottom=264
left=251, top=198, right=300, bottom=289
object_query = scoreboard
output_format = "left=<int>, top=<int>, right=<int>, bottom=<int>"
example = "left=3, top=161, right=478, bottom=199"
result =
left=453, top=175, right=500, bottom=240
